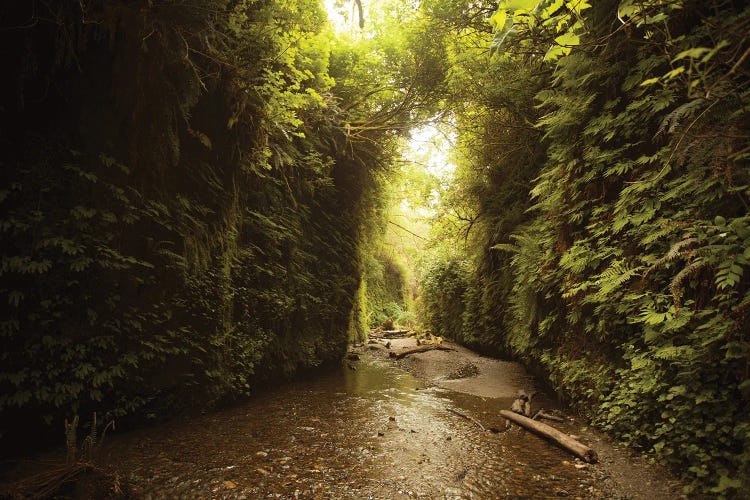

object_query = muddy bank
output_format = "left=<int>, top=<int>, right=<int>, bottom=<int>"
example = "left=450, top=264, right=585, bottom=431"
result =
left=365, top=337, right=690, bottom=500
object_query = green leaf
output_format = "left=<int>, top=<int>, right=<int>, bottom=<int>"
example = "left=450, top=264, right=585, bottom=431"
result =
left=663, top=66, right=685, bottom=81
left=544, top=44, right=567, bottom=61
left=503, top=0, right=539, bottom=11
left=724, top=341, right=748, bottom=360
left=489, top=9, right=508, bottom=30
left=554, top=31, right=579, bottom=48
left=710, top=475, right=742, bottom=493
left=673, top=47, right=711, bottom=61
left=565, top=0, right=591, bottom=15
left=491, top=15, right=516, bottom=54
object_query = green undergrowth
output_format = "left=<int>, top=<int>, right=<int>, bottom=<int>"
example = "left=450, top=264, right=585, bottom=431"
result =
left=418, top=0, right=750, bottom=494
left=0, top=0, right=411, bottom=452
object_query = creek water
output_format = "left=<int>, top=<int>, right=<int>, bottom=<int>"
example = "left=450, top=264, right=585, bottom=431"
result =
left=101, top=353, right=600, bottom=498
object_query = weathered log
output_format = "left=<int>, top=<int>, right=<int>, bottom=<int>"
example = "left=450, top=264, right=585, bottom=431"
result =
left=533, top=410, right=565, bottom=423
left=382, top=329, right=410, bottom=338
left=389, top=344, right=455, bottom=359
left=499, top=410, right=598, bottom=463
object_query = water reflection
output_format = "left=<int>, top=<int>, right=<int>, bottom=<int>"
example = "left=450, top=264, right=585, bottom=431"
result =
left=101, top=353, right=597, bottom=498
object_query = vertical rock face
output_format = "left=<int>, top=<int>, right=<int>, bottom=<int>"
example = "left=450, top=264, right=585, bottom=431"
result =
left=0, top=0, right=379, bottom=451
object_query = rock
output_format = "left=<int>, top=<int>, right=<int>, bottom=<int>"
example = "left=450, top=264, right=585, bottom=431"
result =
left=256, top=451, right=268, bottom=458
left=446, top=362, right=479, bottom=380
left=224, top=480, right=237, bottom=489
left=389, top=416, right=396, bottom=421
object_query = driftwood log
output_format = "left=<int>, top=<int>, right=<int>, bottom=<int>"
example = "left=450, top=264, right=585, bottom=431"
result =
left=533, top=410, right=565, bottom=423
left=389, top=344, right=454, bottom=359
left=499, top=410, right=598, bottom=463
left=382, top=329, right=410, bottom=338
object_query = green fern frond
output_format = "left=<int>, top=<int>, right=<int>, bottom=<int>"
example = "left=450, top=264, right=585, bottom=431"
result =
left=656, top=98, right=706, bottom=138
left=669, top=258, right=706, bottom=308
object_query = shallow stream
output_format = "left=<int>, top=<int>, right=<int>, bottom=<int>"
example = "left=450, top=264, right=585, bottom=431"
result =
left=100, top=352, right=603, bottom=498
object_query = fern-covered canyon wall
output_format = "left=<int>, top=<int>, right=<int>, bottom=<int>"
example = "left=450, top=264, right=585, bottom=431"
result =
left=0, top=0, right=398, bottom=452
left=418, top=0, right=750, bottom=494
left=3, top=0, right=749, bottom=494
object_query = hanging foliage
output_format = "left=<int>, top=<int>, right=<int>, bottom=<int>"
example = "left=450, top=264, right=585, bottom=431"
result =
left=420, top=0, right=750, bottom=494
left=0, top=0, right=403, bottom=453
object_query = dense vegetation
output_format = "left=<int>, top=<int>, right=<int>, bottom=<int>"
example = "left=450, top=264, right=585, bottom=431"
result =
left=419, top=0, right=750, bottom=494
left=2, top=0, right=748, bottom=495
left=0, top=0, right=436, bottom=452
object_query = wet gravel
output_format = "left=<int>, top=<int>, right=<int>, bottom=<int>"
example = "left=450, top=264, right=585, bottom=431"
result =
left=75, top=343, right=687, bottom=499
left=2, top=340, right=688, bottom=499
left=96, top=353, right=613, bottom=498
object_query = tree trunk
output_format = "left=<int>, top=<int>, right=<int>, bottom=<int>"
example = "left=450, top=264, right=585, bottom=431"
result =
left=389, top=344, right=454, bottom=359
left=533, top=411, right=565, bottom=423
left=499, top=410, right=598, bottom=463
left=382, top=329, right=410, bottom=338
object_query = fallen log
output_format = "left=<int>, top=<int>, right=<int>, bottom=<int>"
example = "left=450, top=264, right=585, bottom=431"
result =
left=382, top=329, right=410, bottom=338
left=499, top=410, right=598, bottom=463
left=533, top=410, right=565, bottom=423
left=389, top=344, right=455, bottom=359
